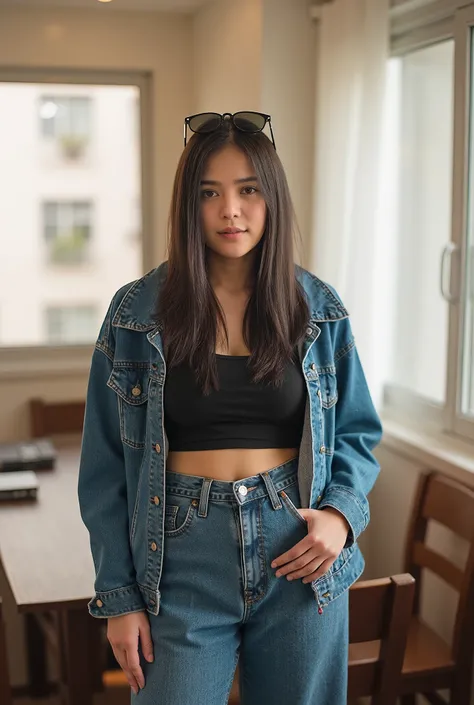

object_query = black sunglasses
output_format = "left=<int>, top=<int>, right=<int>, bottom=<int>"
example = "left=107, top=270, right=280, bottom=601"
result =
left=183, top=111, right=276, bottom=150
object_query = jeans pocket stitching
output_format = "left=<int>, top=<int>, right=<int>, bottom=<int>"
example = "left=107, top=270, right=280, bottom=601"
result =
left=280, top=491, right=307, bottom=527
left=164, top=502, right=196, bottom=537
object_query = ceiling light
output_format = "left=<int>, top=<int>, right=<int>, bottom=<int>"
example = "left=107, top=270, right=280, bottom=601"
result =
left=97, top=0, right=114, bottom=3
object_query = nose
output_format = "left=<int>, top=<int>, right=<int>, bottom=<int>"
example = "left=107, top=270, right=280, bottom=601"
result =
left=221, top=192, right=241, bottom=221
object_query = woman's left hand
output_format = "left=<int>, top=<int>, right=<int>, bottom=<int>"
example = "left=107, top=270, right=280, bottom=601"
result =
left=271, top=507, right=350, bottom=584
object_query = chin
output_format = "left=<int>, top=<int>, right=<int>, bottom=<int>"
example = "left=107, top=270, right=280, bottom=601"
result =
left=206, top=239, right=259, bottom=260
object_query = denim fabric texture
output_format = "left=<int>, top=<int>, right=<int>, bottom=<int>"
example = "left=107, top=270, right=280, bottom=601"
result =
left=78, top=262, right=383, bottom=620
left=130, top=459, right=350, bottom=705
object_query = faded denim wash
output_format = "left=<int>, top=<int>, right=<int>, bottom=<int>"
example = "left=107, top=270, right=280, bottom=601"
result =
left=130, top=458, right=350, bottom=705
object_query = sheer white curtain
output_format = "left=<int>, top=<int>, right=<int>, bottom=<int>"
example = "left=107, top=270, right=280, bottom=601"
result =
left=310, top=0, right=392, bottom=405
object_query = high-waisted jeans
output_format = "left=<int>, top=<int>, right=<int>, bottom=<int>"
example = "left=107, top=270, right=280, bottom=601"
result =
left=132, top=457, right=349, bottom=704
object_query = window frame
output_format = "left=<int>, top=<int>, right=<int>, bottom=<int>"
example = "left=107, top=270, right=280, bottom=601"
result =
left=0, top=68, right=153, bottom=379
left=385, top=0, right=474, bottom=443
left=448, top=3, right=474, bottom=441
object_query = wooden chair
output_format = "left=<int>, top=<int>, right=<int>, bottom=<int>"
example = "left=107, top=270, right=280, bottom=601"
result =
left=0, top=598, right=13, bottom=705
left=398, top=471, right=474, bottom=705
left=348, top=573, right=415, bottom=704
left=29, top=398, right=85, bottom=438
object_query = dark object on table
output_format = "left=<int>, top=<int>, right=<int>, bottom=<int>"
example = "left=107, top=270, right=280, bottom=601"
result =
left=0, top=439, right=57, bottom=472
left=0, top=470, right=38, bottom=501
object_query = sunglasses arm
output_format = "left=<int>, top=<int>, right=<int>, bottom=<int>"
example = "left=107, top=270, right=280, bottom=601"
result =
left=268, top=119, right=276, bottom=150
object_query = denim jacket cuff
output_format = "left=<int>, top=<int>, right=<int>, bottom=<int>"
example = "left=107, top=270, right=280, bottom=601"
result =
left=318, top=485, right=368, bottom=547
left=87, top=583, right=147, bottom=619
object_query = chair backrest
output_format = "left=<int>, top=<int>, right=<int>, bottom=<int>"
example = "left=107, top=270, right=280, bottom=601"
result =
left=0, top=598, right=12, bottom=705
left=404, top=471, right=474, bottom=671
left=29, top=398, right=85, bottom=438
left=349, top=573, right=415, bottom=705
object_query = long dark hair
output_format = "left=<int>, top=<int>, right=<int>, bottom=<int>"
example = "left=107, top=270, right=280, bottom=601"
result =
left=158, top=118, right=310, bottom=393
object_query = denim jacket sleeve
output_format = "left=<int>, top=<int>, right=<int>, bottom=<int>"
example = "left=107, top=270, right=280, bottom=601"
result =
left=78, top=294, right=147, bottom=618
left=318, top=316, right=383, bottom=546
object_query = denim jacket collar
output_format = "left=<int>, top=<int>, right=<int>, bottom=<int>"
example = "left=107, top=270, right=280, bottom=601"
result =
left=111, top=262, right=349, bottom=335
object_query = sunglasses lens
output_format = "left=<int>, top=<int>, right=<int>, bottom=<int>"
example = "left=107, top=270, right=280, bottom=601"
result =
left=188, top=113, right=221, bottom=133
left=233, top=112, right=266, bottom=132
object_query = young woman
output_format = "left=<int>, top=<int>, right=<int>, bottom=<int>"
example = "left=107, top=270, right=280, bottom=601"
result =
left=78, top=111, right=382, bottom=705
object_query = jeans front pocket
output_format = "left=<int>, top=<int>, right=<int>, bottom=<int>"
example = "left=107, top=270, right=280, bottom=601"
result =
left=164, top=493, right=198, bottom=537
left=279, top=483, right=307, bottom=528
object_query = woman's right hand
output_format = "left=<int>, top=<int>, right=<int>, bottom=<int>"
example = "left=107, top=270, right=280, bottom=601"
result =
left=107, top=611, right=154, bottom=695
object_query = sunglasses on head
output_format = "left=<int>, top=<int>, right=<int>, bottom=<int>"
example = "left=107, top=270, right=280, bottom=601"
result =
left=183, top=111, right=276, bottom=150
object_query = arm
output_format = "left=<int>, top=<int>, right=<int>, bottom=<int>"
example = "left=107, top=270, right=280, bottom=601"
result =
left=78, top=300, right=146, bottom=618
left=318, top=319, right=383, bottom=546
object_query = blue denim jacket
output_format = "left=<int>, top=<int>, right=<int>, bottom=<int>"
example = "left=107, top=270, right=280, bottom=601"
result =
left=78, top=262, right=383, bottom=618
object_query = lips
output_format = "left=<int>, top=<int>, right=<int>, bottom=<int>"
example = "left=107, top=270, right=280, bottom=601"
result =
left=218, top=228, right=245, bottom=234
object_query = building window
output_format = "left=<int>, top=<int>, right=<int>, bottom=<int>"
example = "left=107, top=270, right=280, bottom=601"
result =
left=43, top=201, right=93, bottom=265
left=45, top=306, right=98, bottom=345
left=0, top=79, right=143, bottom=349
left=40, top=96, right=92, bottom=159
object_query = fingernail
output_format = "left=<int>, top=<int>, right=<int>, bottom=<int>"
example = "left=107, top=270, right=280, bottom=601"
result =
left=271, top=561, right=277, bottom=568
left=147, top=654, right=154, bottom=662
left=275, top=571, right=281, bottom=578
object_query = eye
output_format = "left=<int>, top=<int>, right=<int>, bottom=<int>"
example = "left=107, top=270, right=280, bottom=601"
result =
left=201, top=189, right=218, bottom=199
left=241, top=186, right=258, bottom=195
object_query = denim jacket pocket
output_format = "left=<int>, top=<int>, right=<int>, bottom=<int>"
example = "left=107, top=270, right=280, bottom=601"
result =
left=319, top=370, right=338, bottom=410
left=107, top=363, right=150, bottom=449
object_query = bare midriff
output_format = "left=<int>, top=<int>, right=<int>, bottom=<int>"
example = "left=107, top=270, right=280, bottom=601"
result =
left=167, top=447, right=299, bottom=482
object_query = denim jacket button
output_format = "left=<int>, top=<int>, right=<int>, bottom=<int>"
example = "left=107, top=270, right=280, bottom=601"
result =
left=306, top=327, right=312, bottom=336
left=317, top=389, right=321, bottom=398
left=155, top=443, right=161, bottom=453
left=152, top=496, right=160, bottom=505
left=319, top=446, right=325, bottom=453
left=310, top=363, right=316, bottom=371
left=96, top=599, right=103, bottom=608
left=151, top=542, right=157, bottom=551
left=131, top=386, right=141, bottom=397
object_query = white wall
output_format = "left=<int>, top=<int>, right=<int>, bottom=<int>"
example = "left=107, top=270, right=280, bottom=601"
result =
left=192, top=0, right=262, bottom=115
left=261, top=0, right=316, bottom=261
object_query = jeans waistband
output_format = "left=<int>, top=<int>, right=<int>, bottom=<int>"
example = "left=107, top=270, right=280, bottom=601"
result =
left=165, top=457, right=299, bottom=517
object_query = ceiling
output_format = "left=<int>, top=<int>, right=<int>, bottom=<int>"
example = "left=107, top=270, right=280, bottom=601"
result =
left=0, top=0, right=211, bottom=11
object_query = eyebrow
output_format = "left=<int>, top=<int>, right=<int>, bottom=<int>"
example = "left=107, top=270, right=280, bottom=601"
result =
left=200, top=177, right=258, bottom=186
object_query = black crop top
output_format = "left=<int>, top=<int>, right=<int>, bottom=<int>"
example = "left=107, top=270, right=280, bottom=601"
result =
left=164, top=354, right=307, bottom=452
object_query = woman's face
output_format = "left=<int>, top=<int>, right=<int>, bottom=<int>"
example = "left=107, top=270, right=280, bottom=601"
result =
left=200, top=144, right=267, bottom=261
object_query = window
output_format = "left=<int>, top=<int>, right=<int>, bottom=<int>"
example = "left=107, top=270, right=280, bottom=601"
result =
left=40, top=96, right=92, bottom=138
left=45, top=306, right=98, bottom=345
left=385, top=2, right=474, bottom=441
left=387, top=41, right=454, bottom=406
left=0, top=78, right=143, bottom=348
left=40, top=96, right=92, bottom=160
left=43, top=201, right=92, bottom=265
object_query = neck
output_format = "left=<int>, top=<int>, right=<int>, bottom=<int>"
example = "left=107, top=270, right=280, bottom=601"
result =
left=207, top=250, right=256, bottom=294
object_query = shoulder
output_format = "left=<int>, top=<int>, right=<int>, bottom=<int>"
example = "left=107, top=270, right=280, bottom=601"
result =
left=295, top=265, right=349, bottom=322
left=105, top=262, right=169, bottom=331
